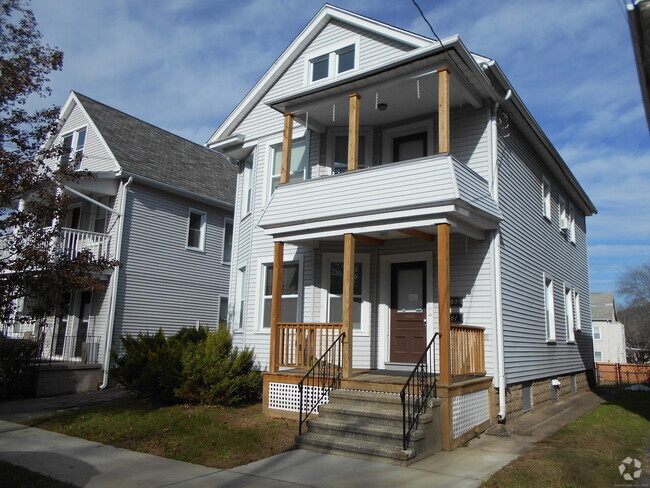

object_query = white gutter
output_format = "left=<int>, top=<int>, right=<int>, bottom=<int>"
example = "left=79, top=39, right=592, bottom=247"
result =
left=100, top=176, right=133, bottom=389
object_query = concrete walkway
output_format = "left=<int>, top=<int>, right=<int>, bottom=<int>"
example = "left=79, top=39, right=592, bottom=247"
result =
left=0, top=391, right=604, bottom=487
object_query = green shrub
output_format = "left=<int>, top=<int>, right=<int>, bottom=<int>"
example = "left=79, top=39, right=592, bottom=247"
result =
left=0, top=336, right=40, bottom=400
left=110, top=327, right=207, bottom=404
left=175, top=324, right=262, bottom=406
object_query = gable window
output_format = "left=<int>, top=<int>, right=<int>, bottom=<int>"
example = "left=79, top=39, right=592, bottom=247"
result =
left=223, top=218, right=233, bottom=263
left=61, top=128, right=87, bottom=170
left=261, top=262, right=300, bottom=328
left=308, top=43, right=357, bottom=84
left=565, top=285, right=575, bottom=342
left=322, top=254, right=370, bottom=332
left=327, top=127, right=373, bottom=175
left=269, top=137, right=308, bottom=196
left=593, top=325, right=601, bottom=340
left=544, top=274, right=556, bottom=342
left=187, top=209, right=206, bottom=251
left=542, top=176, right=551, bottom=220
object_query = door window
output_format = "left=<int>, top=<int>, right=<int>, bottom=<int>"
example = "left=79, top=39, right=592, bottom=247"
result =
left=392, top=132, right=427, bottom=162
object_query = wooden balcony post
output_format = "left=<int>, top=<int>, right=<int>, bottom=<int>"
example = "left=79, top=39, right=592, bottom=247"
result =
left=281, top=113, right=294, bottom=184
left=269, top=241, right=284, bottom=372
left=437, top=223, right=452, bottom=385
left=342, top=233, right=356, bottom=379
left=348, top=94, right=361, bottom=171
left=438, top=69, right=450, bottom=154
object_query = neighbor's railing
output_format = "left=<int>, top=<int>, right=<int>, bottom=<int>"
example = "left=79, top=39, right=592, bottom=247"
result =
left=451, top=325, right=485, bottom=377
left=40, top=334, right=102, bottom=365
left=59, top=228, right=112, bottom=260
left=401, top=332, right=439, bottom=450
left=277, top=322, right=343, bottom=367
left=298, top=332, right=345, bottom=435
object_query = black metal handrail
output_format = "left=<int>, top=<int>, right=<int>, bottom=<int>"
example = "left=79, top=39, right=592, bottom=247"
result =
left=400, top=332, right=439, bottom=450
left=298, top=332, right=345, bottom=435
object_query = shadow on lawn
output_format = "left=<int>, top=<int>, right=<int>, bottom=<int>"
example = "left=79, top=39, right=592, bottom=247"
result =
left=595, top=388, right=650, bottom=421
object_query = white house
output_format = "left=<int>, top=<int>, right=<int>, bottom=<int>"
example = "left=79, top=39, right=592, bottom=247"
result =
left=591, top=292, right=627, bottom=363
left=208, top=5, right=596, bottom=463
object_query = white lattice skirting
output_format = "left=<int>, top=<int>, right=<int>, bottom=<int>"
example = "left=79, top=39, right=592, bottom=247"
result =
left=452, top=389, right=489, bottom=439
left=268, top=382, right=331, bottom=413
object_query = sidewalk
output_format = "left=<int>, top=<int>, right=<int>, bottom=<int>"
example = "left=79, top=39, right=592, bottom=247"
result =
left=0, top=390, right=604, bottom=488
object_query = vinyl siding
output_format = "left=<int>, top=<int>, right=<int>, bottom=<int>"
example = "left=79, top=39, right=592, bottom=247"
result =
left=112, top=183, right=232, bottom=347
left=497, top=120, right=592, bottom=384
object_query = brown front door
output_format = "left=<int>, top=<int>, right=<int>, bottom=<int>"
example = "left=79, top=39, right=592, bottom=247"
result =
left=390, top=261, right=427, bottom=363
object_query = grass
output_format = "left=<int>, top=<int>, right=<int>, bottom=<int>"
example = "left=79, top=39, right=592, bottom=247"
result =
left=482, top=391, right=650, bottom=488
left=25, top=399, right=297, bottom=469
left=0, top=459, right=77, bottom=488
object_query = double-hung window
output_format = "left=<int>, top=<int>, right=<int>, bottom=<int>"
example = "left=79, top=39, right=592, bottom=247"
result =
left=269, top=138, right=308, bottom=196
left=261, top=262, right=300, bottom=328
left=223, top=218, right=233, bottom=263
left=243, top=159, right=254, bottom=215
left=323, top=255, right=369, bottom=331
left=187, top=209, right=206, bottom=251
left=542, top=176, right=551, bottom=220
left=327, top=127, right=373, bottom=174
left=309, top=43, right=356, bottom=83
left=61, top=128, right=87, bottom=170
left=558, top=196, right=568, bottom=232
left=592, top=325, right=601, bottom=340
left=565, top=285, right=575, bottom=342
left=594, top=351, right=603, bottom=362
left=574, top=292, right=582, bottom=330
left=236, top=267, right=246, bottom=329
left=544, top=274, right=556, bottom=342
left=568, top=203, right=576, bottom=243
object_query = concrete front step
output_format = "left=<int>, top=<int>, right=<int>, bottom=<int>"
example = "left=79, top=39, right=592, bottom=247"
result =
left=317, top=402, right=433, bottom=429
left=306, top=416, right=424, bottom=447
left=297, top=432, right=416, bottom=466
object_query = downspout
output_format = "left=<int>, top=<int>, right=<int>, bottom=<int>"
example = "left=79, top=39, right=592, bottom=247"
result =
left=100, top=176, right=133, bottom=389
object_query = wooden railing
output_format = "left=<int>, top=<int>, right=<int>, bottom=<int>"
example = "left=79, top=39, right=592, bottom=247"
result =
left=277, top=322, right=343, bottom=368
left=451, top=325, right=485, bottom=376
left=59, top=228, right=112, bottom=260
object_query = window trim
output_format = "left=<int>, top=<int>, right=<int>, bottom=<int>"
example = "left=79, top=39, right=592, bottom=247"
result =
left=320, top=253, right=371, bottom=335
left=381, top=119, right=434, bottom=164
left=60, top=126, right=87, bottom=171
left=594, top=350, right=603, bottom=362
left=304, top=37, right=360, bottom=85
left=568, top=202, right=576, bottom=243
left=592, top=325, right=602, bottom=340
left=242, top=158, right=254, bottom=217
left=235, top=267, right=247, bottom=330
left=264, top=129, right=309, bottom=202
left=574, top=291, right=582, bottom=331
left=222, top=218, right=233, bottom=264
left=186, top=208, right=207, bottom=252
left=542, top=175, right=551, bottom=221
left=544, top=273, right=556, bottom=342
left=564, top=284, right=575, bottom=343
left=219, top=296, right=229, bottom=326
left=325, top=126, right=374, bottom=176
left=558, top=195, right=568, bottom=233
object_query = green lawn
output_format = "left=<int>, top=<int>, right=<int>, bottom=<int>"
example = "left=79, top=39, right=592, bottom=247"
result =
left=482, top=391, right=650, bottom=488
left=0, top=459, right=77, bottom=488
left=26, top=399, right=297, bottom=469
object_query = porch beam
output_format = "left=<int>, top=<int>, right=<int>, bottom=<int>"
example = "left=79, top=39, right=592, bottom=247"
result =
left=399, top=228, right=434, bottom=241
left=281, top=113, right=294, bottom=184
left=353, top=234, right=383, bottom=246
left=348, top=94, right=361, bottom=171
left=438, top=68, right=450, bottom=154
left=342, top=233, right=356, bottom=379
left=269, top=241, right=284, bottom=373
left=437, top=223, right=452, bottom=385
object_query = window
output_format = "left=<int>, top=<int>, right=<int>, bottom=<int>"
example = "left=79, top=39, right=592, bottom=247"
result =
left=308, top=43, right=357, bottom=83
left=593, top=325, right=601, bottom=340
left=565, top=285, right=575, bottom=342
left=243, top=159, right=253, bottom=215
left=60, top=128, right=87, bottom=170
left=327, top=127, right=373, bottom=175
left=594, top=350, right=603, bottom=362
left=568, top=203, right=576, bottom=242
left=269, top=138, right=308, bottom=196
left=542, top=176, right=551, bottom=220
left=558, top=196, right=568, bottom=232
left=261, top=262, right=299, bottom=328
left=186, top=209, right=206, bottom=251
left=219, top=296, right=229, bottom=325
left=93, top=196, right=109, bottom=234
left=236, top=267, right=246, bottom=329
left=574, top=292, right=582, bottom=330
left=381, top=120, right=434, bottom=164
left=223, top=218, right=233, bottom=263
left=544, top=275, right=556, bottom=342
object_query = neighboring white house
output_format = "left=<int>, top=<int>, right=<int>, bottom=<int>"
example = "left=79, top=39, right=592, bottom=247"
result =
left=7, top=92, right=237, bottom=391
left=591, top=292, right=627, bottom=363
left=208, top=4, right=596, bottom=462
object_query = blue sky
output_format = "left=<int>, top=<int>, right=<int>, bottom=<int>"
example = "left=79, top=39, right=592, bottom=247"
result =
left=30, top=0, right=649, bottom=300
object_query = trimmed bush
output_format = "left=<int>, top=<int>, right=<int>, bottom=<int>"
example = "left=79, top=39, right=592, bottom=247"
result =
left=175, top=324, right=261, bottom=406
left=0, top=336, right=40, bottom=400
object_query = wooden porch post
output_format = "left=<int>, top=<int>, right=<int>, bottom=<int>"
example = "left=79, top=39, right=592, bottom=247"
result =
left=348, top=94, right=361, bottom=171
left=438, top=68, right=450, bottom=154
left=281, top=113, right=294, bottom=183
left=342, top=233, right=356, bottom=379
left=437, top=223, right=451, bottom=385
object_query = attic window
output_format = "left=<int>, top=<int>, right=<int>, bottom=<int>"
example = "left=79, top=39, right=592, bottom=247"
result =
left=61, top=127, right=87, bottom=170
left=308, top=40, right=358, bottom=84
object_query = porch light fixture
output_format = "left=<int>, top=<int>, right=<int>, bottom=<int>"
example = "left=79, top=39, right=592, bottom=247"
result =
left=377, top=103, right=388, bottom=111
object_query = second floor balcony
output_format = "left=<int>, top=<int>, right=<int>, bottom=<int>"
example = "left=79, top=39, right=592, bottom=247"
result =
left=59, top=227, right=112, bottom=261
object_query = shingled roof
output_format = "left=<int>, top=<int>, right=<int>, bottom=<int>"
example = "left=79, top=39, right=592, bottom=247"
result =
left=591, top=292, right=619, bottom=322
left=74, top=92, right=236, bottom=205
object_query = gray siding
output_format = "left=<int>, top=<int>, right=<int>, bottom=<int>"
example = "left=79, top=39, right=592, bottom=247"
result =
left=113, top=183, right=232, bottom=344
left=497, top=120, right=593, bottom=384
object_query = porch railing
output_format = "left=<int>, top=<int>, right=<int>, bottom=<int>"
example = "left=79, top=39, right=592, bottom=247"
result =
left=451, top=325, right=485, bottom=376
left=59, top=228, right=112, bottom=260
left=40, top=334, right=102, bottom=365
left=400, top=332, right=439, bottom=450
left=298, top=332, right=345, bottom=435
left=277, top=322, right=343, bottom=368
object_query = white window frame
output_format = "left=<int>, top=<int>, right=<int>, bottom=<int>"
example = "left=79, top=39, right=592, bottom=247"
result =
left=558, top=195, right=568, bottom=233
left=60, top=126, right=87, bottom=171
left=186, top=208, right=207, bottom=252
left=594, top=350, right=603, bottom=362
left=592, top=325, right=602, bottom=340
left=320, top=253, right=371, bottom=335
left=235, top=267, right=246, bottom=330
left=542, top=175, right=551, bottom=221
left=568, top=203, right=576, bottom=243
left=381, top=119, right=434, bottom=164
left=325, top=126, right=374, bottom=176
left=242, top=158, right=254, bottom=217
left=255, top=254, right=303, bottom=332
left=222, top=218, right=233, bottom=264
left=544, top=273, right=556, bottom=342
left=304, top=37, right=360, bottom=85
left=574, top=291, right=582, bottom=330
left=564, top=284, right=575, bottom=342
left=265, top=130, right=310, bottom=202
